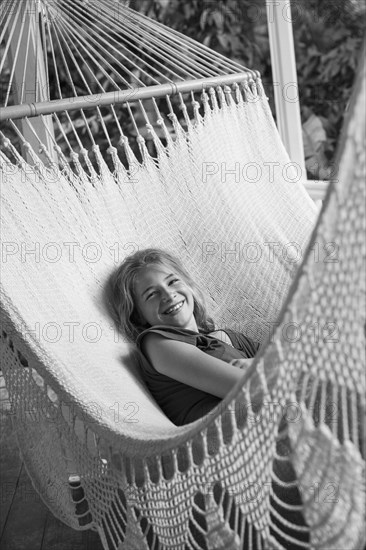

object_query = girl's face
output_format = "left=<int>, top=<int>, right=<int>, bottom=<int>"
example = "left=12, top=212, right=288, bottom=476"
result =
left=133, top=263, right=198, bottom=331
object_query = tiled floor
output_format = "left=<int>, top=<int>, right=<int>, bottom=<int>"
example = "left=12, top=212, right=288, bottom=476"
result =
left=0, top=374, right=104, bottom=550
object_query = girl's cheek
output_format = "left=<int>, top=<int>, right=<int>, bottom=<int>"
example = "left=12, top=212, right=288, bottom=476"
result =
left=180, top=283, right=191, bottom=292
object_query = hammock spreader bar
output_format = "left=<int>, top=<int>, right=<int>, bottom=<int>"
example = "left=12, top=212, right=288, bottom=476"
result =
left=0, top=72, right=256, bottom=121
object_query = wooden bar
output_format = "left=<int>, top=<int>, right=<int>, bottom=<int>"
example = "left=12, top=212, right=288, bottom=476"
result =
left=0, top=72, right=253, bottom=121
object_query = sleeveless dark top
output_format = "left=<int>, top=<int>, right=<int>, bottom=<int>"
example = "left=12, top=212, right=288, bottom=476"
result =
left=136, top=325, right=259, bottom=426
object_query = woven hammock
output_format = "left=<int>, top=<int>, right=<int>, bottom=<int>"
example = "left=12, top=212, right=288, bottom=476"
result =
left=0, top=1, right=365, bottom=548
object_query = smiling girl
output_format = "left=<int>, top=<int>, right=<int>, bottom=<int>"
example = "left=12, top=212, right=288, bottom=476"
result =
left=106, top=248, right=309, bottom=544
left=106, top=248, right=259, bottom=426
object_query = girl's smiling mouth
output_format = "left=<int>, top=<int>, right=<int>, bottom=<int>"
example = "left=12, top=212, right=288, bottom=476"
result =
left=162, top=301, right=185, bottom=315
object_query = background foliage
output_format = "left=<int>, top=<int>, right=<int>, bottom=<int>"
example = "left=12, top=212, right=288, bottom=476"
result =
left=1, top=0, right=365, bottom=178
left=130, top=0, right=365, bottom=179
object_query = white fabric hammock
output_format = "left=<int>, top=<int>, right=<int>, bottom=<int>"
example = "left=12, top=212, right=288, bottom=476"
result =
left=0, top=1, right=365, bottom=549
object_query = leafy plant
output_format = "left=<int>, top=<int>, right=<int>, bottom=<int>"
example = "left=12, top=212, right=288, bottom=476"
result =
left=130, top=0, right=365, bottom=178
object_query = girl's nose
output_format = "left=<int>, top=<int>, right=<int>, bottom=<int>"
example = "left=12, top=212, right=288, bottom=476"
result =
left=161, top=287, right=176, bottom=301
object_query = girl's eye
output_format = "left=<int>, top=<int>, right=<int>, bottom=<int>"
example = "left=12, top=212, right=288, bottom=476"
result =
left=146, top=291, right=157, bottom=300
left=169, top=278, right=179, bottom=285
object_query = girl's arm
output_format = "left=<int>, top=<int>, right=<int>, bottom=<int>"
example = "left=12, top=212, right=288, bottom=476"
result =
left=141, top=333, right=255, bottom=399
left=208, top=330, right=254, bottom=371
left=229, top=358, right=253, bottom=370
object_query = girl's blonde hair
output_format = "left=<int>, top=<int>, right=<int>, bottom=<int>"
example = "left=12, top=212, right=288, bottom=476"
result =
left=105, top=248, right=215, bottom=342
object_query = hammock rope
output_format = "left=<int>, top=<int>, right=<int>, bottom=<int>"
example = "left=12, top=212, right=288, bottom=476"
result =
left=0, top=1, right=365, bottom=549
left=1, top=0, right=252, bottom=111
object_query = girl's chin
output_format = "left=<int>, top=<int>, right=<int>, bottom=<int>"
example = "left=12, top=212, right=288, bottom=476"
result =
left=157, top=314, right=191, bottom=328
left=160, top=317, right=186, bottom=326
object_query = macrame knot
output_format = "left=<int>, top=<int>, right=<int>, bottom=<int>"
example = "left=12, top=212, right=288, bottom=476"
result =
left=107, top=146, right=117, bottom=155
left=232, top=82, right=242, bottom=104
left=2, top=138, right=10, bottom=148
left=214, top=87, right=224, bottom=108
left=242, top=83, right=252, bottom=98
left=145, top=123, right=153, bottom=134
left=156, top=118, right=164, bottom=126
left=223, top=85, right=232, bottom=98
left=136, top=135, right=145, bottom=145
left=192, top=100, right=201, bottom=120
left=200, top=92, right=209, bottom=104
left=119, top=136, right=129, bottom=147
left=178, top=102, right=188, bottom=116
left=248, top=79, right=256, bottom=91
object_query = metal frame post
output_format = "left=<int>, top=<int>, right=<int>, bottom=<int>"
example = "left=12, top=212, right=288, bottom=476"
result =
left=266, top=0, right=306, bottom=179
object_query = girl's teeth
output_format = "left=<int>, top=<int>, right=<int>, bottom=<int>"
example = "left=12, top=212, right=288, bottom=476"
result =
left=165, top=302, right=183, bottom=314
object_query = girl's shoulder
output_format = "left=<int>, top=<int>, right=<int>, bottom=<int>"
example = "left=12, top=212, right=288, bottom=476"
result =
left=136, top=325, right=199, bottom=349
left=136, top=326, right=260, bottom=358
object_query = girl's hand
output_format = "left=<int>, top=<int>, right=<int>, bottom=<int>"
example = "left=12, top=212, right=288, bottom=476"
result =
left=229, top=358, right=253, bottom=370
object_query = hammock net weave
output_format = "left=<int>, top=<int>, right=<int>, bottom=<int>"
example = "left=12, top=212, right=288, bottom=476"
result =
left=0, top=1, right=365, bottom=549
